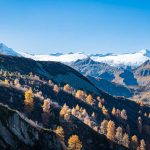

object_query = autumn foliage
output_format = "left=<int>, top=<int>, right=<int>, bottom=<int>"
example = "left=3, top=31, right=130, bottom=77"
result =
left=106, top=120, right=115, bottom=141
left=68, top=135, right=82, bottom=150
left=42, top=98, right=51, bottom=112
left=55, top=126, right=65, bottom=142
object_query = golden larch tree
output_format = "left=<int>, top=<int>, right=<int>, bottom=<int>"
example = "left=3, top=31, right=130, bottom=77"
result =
left=130, top=135, right=138, bottom=149
left=122, top=133, right=130, bottom=148
left=60, top=104, right=71, bottom=120
left=75, top=104, right=80, bottom=111
left=115, top=126, right=123, bottom=144
left=63, top=84, right=73, bottom=93
left=24, top=88, right=34, bottom=111
left=68, top=135, right=82, bottom=150
left=112, top=107, right=116, bottom=116
left=102, top=106, right=108, bottom=116
left=84, top=117, right=91, bottom=127
left=121, top=109, right=127, bottom=120
left=53, top=84, right=59, bottom=93
left=14, top=78, right=19, bottom=85
left=55, top=126, right=65, bottom=142
left=86, top=94, right=94, bottom=105
left=97, top=96, right=101, bottom=101
left=140, top=139, right=146, bottom=150
left=75, top=90, right=86, bottom=100
left=4, top=79, right=9, bottom=85
left=106, top=120, right=115, bottom=141
left=98, top=101, right=103, bottom=108
left=82, top=109, right=87, bottom=117
left=71, top=107, right=76, bottom=115
left=42, top=98, right=51, bottom=113
left=100, top=119, right=108, bottom=135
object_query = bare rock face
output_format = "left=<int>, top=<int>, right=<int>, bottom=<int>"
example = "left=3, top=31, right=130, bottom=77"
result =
left=0, top=103, right=64, bottom=150
left=134, top=60, right=150, bottom=76
left=134, top=60, right=150, bottom=85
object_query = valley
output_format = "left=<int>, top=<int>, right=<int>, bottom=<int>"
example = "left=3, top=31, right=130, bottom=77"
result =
left=0, top=53, right=149, bottom=150
left=0, top=43, right=150, bottom=150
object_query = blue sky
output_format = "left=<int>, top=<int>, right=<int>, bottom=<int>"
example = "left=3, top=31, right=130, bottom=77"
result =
left=0, top=0, right=150, bottom=54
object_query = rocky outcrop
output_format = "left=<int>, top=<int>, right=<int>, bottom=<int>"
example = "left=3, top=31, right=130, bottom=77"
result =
left=134, top=60, right=150, bottom=85
left=0, top=103, right=64, bottom=150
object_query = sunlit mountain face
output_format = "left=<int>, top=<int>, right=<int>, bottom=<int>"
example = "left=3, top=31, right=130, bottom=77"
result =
left=0, top=43, right=21, bottom=57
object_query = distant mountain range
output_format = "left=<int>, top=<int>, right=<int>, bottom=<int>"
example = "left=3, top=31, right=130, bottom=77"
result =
left=20, top=49, right=150, bottom=67
left=1, top=43, right=150, bottom=101
left=70, top=57, right=150, bottom=104
left=1, top=43, right=150, bottom=67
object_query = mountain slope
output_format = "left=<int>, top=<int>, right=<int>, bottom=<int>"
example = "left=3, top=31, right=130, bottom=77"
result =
left=134, top=60, right=150, bottom=85
left=0, top=103, right=64, bottom=150
left=0, top=54, right=99, bottom=94
left=70, top=58, right=120, bottom=81
left=0, top=43, right=21, bottom=57
left=0, top=54, right=150, bottom=149
left=87, top=76, right=133, bottom=97
left=0, top=83, right=127, bottom=150
left=70, top=58, right=139, bottom=87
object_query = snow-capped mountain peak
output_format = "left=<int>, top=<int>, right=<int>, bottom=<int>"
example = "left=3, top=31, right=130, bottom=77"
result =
left=91, top=49, right=150, bottom=67
left=0, top=42, right=150, bottom=67
left=139, top=49, right=150, bottom=57
left=0, top=43, right=20, bottom=56
left=19, top=51, right=88, bottom=62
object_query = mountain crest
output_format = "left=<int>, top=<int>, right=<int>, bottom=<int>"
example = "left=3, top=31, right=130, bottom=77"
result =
left=139, top=49, right=150, bottom=57
left=0, top=43, right=20, bottom=56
